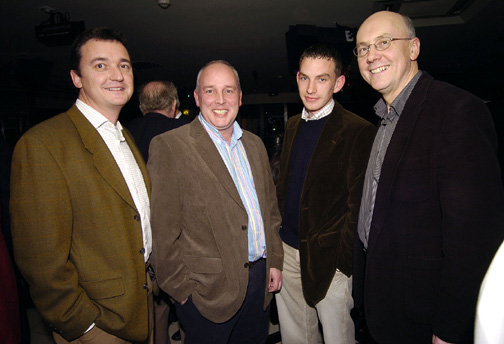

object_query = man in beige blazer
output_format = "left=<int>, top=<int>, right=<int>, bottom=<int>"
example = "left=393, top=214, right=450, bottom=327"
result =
left=10, top=28, right=153, bottom=343
left=148, top=60, right=283, bottom=344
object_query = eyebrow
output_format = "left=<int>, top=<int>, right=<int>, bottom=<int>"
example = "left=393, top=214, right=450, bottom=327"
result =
left=202, top=85, right=237, bottom=89
left=89, top=57, right=132, bottom=64
left=299, top=72, right=331, bottom=78
left=357, top=34, right=392, bottom=45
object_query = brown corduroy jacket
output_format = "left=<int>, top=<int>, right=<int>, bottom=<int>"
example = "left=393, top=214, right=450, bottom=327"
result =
left=148, top=119, right=283, bottom=323
left=277, top=101, right=375, bottom=306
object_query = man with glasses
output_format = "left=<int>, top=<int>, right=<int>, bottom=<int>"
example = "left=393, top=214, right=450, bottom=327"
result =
left=353, top=11, right=504, bottom=344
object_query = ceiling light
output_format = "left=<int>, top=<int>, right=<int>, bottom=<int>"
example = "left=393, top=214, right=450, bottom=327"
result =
left=158, top=0, right=171, bottom=9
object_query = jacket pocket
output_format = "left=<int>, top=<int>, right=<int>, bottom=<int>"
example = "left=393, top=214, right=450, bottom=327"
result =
left=183, top=256, right=223, bottom=274
left=183, top=256, right=225, bottom=298
left=80, top=277, right=125, bottom=300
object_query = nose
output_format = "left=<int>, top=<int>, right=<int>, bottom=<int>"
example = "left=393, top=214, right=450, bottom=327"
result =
left=307, top=79, right=316, bottom=94
left=216, top=91, right=225, bottom=104
left=110, top=66, right=124, bottom=81
left=366, top=44, right=380, bottom=63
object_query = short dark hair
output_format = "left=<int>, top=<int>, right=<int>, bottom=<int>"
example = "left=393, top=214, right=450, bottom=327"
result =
left=299, top=44, right=344, bottom=77
left=139, top=81, right=179, bottom=114
left=71, top=27, right=128, bottom=76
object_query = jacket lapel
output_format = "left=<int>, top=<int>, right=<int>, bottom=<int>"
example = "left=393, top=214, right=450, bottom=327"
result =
left=241, top=133, right=265, bottom=212
left=189, top=120, right=245, bottom=210
left=302, top=103, right=344, bottom=193
left=366, top=74, right=433, bottom=255
left=67, top=105, right=137, bottom=210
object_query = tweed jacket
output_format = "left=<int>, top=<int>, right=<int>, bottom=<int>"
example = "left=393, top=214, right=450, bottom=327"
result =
left=353, top=73, right=504, bottom=343
left=148, top=119, right=283, bottom=323
left=276, top=101, right=375, bottom=306
left=10, top=105, right=151, bottom=341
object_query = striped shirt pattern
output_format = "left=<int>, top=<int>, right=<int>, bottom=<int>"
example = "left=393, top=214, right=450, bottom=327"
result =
left=198, top=114, right=266, bottom=262
left=357, top=71, right=422, bottom=249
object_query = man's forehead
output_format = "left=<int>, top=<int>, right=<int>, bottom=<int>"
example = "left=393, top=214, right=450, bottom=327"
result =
left=201, top=66, right=238, bottom=85
left=357, top=13, right=406, bottom=42
left=81, top=39, right=129, bottom=55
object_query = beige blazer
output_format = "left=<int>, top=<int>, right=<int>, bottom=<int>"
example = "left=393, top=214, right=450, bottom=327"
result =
left=11, top=105, right=151, bottom=341
left=148, top=119, right=283, bottom=323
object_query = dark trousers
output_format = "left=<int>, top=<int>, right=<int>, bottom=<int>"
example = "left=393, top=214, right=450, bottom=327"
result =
left=175, top=258, right=270, bottom=344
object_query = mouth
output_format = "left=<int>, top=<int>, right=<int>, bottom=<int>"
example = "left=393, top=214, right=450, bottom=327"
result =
left=213, top=109, right=228, bottom=115
left=105, top=87, right=124, bottom=91
left=305, top=96, right=318, bottom=102
left=370, top=66, right=389, bottom=74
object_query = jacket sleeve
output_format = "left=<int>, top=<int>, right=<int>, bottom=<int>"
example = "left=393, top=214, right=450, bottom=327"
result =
left=10, top=133, right=98, bottom=340
left=339, top=123, right=376, bottom=251
left=148, top=134, right=195, bottom=302
left=316, top=123, right=376, bottom=276
left=433, top=92, right=504, bottom=342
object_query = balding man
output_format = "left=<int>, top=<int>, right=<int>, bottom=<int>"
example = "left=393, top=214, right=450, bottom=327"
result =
left=353, top=11, right=504, bottom=344
left=148, top=60, right=283, bottom=343
left=128, top=80, right=189, bottom=162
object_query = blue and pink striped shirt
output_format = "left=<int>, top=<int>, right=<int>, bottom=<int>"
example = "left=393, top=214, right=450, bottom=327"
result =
left=199, top=114, right=266, bottom=262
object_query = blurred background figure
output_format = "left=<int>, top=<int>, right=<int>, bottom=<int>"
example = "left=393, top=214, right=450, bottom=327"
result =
left=128, top=80, right=190, bottom=163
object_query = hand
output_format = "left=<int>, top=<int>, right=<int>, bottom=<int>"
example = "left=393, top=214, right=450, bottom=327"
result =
left=432, top=334, right=455, bottom=344
left=268, top=268, right=282, bottom=292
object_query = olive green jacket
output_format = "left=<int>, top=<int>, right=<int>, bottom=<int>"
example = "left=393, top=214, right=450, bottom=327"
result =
left=11, top=105, right=151, bottom=341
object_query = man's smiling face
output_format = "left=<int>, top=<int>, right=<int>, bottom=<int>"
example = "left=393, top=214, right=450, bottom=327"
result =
left=70, top=39, right=133, bottom=121
left=356, top=11, right=420, bottom=105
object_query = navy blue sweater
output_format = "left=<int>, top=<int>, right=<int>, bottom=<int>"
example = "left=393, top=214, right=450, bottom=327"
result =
left=280, top=116, right=328, bottom=248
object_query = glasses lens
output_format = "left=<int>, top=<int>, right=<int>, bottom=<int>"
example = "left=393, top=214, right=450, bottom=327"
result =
left=354, top=46, right=368, bottom=57
left=376, top=38, right=391, bottom=51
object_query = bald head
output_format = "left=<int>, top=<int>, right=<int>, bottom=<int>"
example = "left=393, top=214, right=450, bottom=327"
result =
left=356, top=11, right=420, bottom=105
left=138, top=80, right=179, bottom=117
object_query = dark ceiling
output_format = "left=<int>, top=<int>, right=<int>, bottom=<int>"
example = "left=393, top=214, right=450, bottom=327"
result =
left=0, top=0, right=503, bottom=115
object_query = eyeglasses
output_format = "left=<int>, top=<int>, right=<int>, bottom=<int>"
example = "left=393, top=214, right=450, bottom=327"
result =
left=353, top=37, right=413, bottom=57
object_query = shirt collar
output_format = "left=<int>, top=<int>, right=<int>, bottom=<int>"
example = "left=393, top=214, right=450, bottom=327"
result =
left=198, top=113, right=242, bottom=147
left=374, top=71, right=423, bottom=122
left=301, top=99, right=335, bottom=121
left=76, top=99, right=125, bottom=141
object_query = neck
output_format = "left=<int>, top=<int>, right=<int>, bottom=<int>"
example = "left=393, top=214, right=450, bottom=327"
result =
left=78, top=97, right=120, bottom=125
left=383, top=67, right=419, bottom=110
left=147, top=109, right=174, bottom=118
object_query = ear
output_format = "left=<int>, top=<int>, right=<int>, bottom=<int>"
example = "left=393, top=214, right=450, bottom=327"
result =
left=193, top=89, right=200, bottom=107
left=170, top=101, right=177, bottom=115
left=296, top=71, right=300, bottom=83
left=239, top=90, right=243, bottom=107
left=70, top=70, right=82, bottom=89
left=409, top=37, right=420, bottom=61
left=333, top=74, right=346, bottom=94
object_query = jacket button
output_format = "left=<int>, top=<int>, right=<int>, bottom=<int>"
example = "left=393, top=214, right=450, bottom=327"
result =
left=139, top=248, right=145, bottom=254
left=244, top=262, right=249, bottom=268
left=241, top=225, right=247, bottom=231
left=134, top=215, right=140, bottom=221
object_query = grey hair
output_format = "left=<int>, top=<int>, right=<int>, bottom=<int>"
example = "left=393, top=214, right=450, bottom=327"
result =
left=401, top=14, right=416, bottom=38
